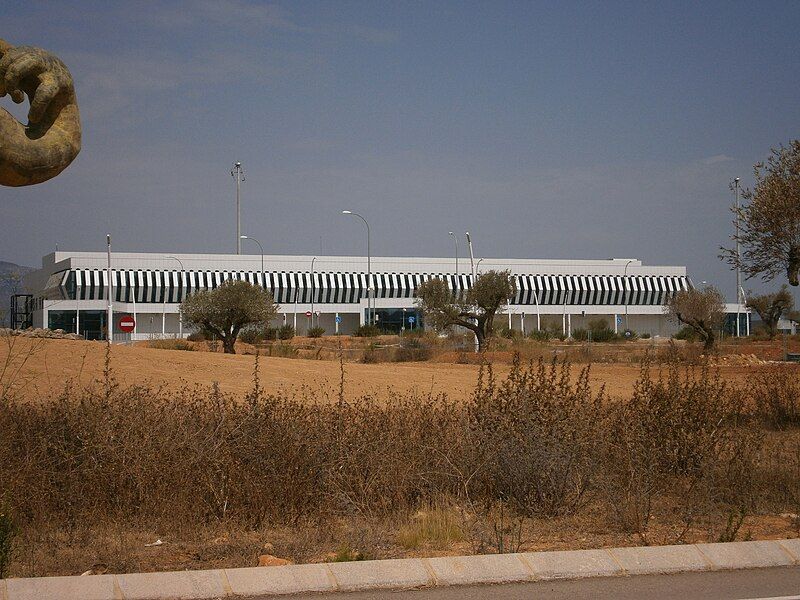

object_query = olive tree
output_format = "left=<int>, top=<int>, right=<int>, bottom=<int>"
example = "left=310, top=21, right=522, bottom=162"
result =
left=180, top=279, right=277, bottom=354
left=722, top=140, right=800, bottom=286
left=665, top=286, right=725, bottom=352
left=746, top=285, right=795, bottom=339
left=416, top=269, right=515, bottom=352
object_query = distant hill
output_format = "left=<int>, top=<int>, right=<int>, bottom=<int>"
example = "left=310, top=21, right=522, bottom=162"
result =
left=0, top=261, right=34, bottom=327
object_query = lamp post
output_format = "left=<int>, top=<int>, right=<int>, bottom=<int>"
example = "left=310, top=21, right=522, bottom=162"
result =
left=310, top=256, right=317, bottom=329
left=448, top=231, right=459, bottom=275
left=231, top=162, right=245, bottom=254
left=465, top=232, right=476, bottom=279
left=166, top=256, right=184, bottom=338
left=106, top=234, right=113, bottom=345
left=240, top=235, right=264, bottom=277
left=733, top=177, right=742, bottom=337
left=624, top=259, right=634, bottom=332
left=342, top=211, right=371, bottom=326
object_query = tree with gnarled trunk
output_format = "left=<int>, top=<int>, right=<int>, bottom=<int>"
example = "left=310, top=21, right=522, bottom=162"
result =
left=721, top=140, right=800, bottom=287
left=746, top=286, right=795, bottom=339
left=180, top=280, right=277, bottom=354
left=665, top=286, right=725, bottom=352
left=416, top=270, right=515, bottom=352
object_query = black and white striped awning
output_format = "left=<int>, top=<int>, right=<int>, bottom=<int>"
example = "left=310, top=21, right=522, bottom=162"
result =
left=58, top=269, right=689, bottom=306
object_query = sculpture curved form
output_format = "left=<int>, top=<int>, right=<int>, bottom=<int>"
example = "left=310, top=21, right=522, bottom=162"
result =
left=0, top=38, right=81, bottom=187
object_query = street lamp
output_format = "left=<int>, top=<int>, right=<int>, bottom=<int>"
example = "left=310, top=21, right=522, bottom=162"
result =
left=624, top=259, right=634, bottom=332
left=733, top=177, right=742, bottom=337
left=166, top=255, right=184, bottom=338
left=342, top=210, right=371, bottom=326
left=448, top=231, right=459, bottom=275
left=310, top=256, right=317, bottom=329
left=240, top=235, right=264, bottom=276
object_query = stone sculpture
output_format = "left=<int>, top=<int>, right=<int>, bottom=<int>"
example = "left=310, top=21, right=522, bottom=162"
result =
left=0, top=38, right=81, bottom=186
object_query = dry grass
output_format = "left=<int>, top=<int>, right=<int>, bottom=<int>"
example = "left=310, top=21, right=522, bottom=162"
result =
left=397, top=507, right=465, bottom=550
left=1, top=333, right=800, bottom=577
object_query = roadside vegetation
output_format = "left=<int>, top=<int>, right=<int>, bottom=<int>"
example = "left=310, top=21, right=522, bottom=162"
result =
left=1, top=338, right=799, bottom=577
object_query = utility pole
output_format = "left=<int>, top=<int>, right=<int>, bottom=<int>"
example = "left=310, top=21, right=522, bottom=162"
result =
left=734, top=177, right=742, bottom=337
left=231, top=162, right=245, bottom=254
left=106, top=234, right=113, bottom=345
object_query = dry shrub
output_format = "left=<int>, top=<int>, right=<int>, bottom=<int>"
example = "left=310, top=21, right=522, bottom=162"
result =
left=2, top=345, right=800, bottom=574
left=602, top=358, right=761, bottom=544
left=396, top=506, right=464, bottom=549
left=466, top=357, right=604, bottom=518
left=749, top=365, right=800, bottom=428
left=147, top=338, right=194, bottom=351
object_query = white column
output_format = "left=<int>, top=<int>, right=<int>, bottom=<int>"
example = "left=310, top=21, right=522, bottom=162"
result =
left=567, top=313, right=572, bottom=338
left=521, top=312, right=526, bottom=336
left=613, top=313, right=618, bottom=335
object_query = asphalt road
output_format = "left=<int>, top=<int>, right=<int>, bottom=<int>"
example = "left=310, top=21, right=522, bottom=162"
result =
left=269, top=567, right=800, bottom=600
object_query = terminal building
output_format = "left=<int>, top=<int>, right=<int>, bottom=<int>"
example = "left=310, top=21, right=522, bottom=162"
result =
left=15, top=251, right=716, bottom=340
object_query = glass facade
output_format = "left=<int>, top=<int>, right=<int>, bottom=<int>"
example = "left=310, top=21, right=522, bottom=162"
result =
left=48, top=310, right=107, bottom=340
left=373, top=308, right=423, bottom=334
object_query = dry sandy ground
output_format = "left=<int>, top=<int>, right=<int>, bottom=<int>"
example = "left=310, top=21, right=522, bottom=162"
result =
left=1, top=336, right=784, bottom=402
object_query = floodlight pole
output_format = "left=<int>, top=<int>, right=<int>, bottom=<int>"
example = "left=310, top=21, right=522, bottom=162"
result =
left=231, top=162, right=245, bottom=254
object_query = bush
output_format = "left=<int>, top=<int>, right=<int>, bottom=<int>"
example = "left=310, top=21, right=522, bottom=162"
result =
left=572, top=327, right=589, bottom=341
left=186, top=331, right=206, bottom=342
left=394, top=336, right=432, bottom=362
left=0, top=498, right=16, bottom=579
left=2, top=349, right=796, bottom=573
left=354, top=324, right=380, bottom=338
left=148, top=339, right=194, bottom=351
left=264, top=327, right=279, bottom=341
left=239, top=326, right=266, bottom=345
left=278, top=324, right=295, bottom=340
left=573, top=319, right=619, bottom=342
left=673, top=326, right=698, bottom=342
left=750, top=366, right=800, bottom=429
left=362, top=344, right=381, bottom=363
left=528, top=329, right=551, bottom=342
left=307, top=327, right=325, bottom=338
left=267, top=343, right=298, bottom=358
left=640, top=333, right=651, bottom=339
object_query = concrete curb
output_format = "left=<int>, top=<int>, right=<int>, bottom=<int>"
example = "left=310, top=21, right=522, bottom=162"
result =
left=3, top=539, right=799, bottom=599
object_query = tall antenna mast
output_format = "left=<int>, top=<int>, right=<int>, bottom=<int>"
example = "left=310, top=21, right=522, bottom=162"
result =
left=231, top=162, right=245, bottom=254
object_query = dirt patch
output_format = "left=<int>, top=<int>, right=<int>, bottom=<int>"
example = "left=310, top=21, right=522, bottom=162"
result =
left=2, top=336, right=792, bottom=402
left=2, top=336, right=787, bottom=402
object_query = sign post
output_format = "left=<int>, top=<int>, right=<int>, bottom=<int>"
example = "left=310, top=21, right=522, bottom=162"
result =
left=119, top=315, right=136, bottom=334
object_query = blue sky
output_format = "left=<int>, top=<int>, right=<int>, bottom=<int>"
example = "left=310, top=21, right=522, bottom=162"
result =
left=2, top=1, right=799, bottom=301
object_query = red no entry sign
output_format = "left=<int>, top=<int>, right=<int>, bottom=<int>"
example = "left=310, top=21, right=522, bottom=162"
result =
left=305, top=311, right=312, bottom=317
left=119, top=315, right=136, bottom=333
